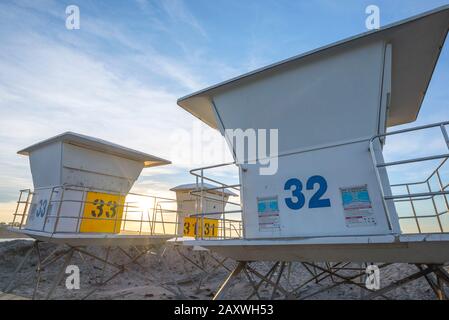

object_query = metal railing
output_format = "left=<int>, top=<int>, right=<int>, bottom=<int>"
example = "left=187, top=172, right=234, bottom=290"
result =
left=11, top=185, right=180, bottom=237
left=186, top=121, right=449, bottom=239
left=370, top=121, right=449, bottom=234
left=189, top=162, right=243, bottom=240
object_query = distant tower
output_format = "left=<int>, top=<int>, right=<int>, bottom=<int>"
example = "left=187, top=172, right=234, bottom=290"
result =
left=16, top=132, right=170, bottom=234
left=171, top=183, right=236, bottom=237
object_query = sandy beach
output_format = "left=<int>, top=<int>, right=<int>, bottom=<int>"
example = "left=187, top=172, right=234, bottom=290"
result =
left=0, top=239, right=445, bottom=300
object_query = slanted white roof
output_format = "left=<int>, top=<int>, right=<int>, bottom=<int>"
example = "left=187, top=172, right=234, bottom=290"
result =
left=170, top=183, right=237, bottom=196
left=18, top=132, right=171, bottom=168
left=178, top=5, right=449, bottom=129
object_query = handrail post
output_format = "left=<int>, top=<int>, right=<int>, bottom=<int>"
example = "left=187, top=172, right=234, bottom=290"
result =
left=151, top=197, right=157, bottom=235
left=441, top=124, right=449, bottom=150
left=222, top=188, right=226, bottom=239
left=194, top=175, right=199, bottom=240
left=436, top=171, right=449, bottom=219
left=76, top=188, right=86, bottom=233
left=113, top=194, right=122, bottom=234
left=159, top=202, right=166, bottom=235
left=123, top=202, right=129, bottom=231
left=427, top=180, right=444, bottom=233
left=46, top=187, right=59, bottom=234
left=139, top=207, right=144, bottom=235
left=174, top=204, right=179, bottom=236
left=369, top=138, right=395, bottom=233
left=201, top=169, right=205, bottom=240
left=406, top=185, right=421, bottom=233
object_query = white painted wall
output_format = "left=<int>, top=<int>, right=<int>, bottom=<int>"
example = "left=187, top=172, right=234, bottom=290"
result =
left=241, top=142, right=392, bottom=238
left=28, top=142, right=62, bottom=189
left=62, top=143, right=142, bottom=194
left=213, top=41, right=385, bottom=154
left=209, top=40, right=399, bottom=239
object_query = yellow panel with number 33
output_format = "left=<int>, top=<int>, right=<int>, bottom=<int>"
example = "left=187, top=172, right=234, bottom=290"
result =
left=79, top=192, right=124, bottom=233
left=183, top=217, right=219, bottom=238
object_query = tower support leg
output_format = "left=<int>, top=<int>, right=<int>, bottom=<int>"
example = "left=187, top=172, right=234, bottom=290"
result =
left=213, top=261, right=247, bottom=300
left=4, top=241, right=38, bottom=293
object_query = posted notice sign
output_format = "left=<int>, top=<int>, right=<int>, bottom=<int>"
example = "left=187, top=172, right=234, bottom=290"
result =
left=340, top=185, right=376, bottom=228
left=257, top=196, right=280, bottom=231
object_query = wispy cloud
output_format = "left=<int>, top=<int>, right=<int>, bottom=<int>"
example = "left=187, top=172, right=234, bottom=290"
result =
left=0, top=1, right=234, bottom=221
left=158, top=0, right=208, bottom=38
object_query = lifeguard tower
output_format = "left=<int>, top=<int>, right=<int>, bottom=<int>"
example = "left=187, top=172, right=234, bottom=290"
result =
left=5, top=132, right=179, bottom=299
left=177, top=6, right=449, bottom=299
left=171, top=183, right=238, bottom=238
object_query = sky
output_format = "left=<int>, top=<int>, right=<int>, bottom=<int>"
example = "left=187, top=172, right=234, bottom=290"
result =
left=0, top=0, right=448, bottom=223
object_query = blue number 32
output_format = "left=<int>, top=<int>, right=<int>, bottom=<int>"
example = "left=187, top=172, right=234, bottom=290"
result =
left=284, top=175, right=331, bottom=210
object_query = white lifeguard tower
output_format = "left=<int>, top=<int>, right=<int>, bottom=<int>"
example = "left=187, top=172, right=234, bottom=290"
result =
left=6, top=132, right=179, bottom=299
left=171, top=183, right=237, bottom=237
left=11, top=132, right=175, bottom=245
left=177, top=6, right=449, bottom=299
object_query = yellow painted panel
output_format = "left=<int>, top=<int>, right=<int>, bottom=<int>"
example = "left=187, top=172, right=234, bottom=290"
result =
left=183, top=217, right=219, bottom=238
left=79, top=192, right=124, bottom=233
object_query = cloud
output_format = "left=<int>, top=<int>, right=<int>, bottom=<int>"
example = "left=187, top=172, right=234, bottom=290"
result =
left=0, top=1, right=238, bottom=222
left=158, top=0, right=208, bottom=38
left=382, top=131, right=447, bottom=162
